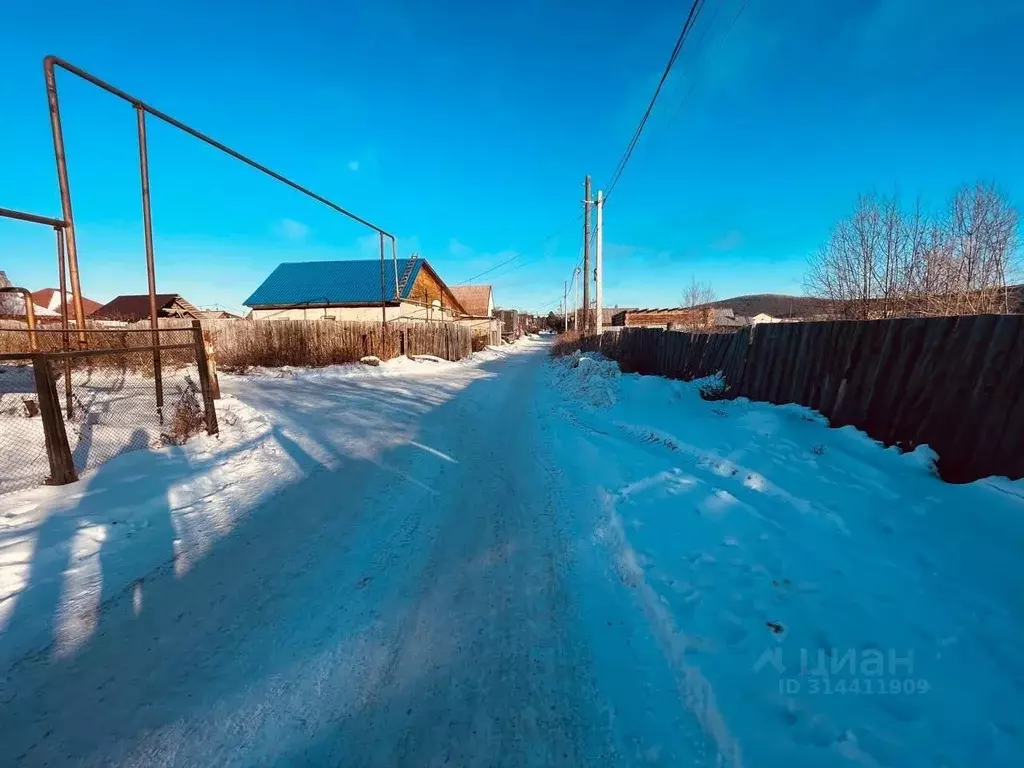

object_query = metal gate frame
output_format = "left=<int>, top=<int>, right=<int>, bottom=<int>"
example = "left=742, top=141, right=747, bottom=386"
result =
left=37, top=56, right=403, bottom=379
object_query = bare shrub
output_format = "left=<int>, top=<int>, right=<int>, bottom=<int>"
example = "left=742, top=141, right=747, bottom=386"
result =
left=697, top=376, right=730, bottom=401
left=162, top=389, right=204, bottom=446
left=811, top=444, right=826, bottom=456
left=471, top=336, right=487, bottom=353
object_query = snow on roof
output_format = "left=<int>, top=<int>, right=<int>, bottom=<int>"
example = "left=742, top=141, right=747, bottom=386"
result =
left=0, top=293, right=59, bottom=317
left=31, top=288, right=104, bottom=316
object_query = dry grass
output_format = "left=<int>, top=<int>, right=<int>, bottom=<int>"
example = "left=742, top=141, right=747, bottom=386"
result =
left=550, top=330, right=583, bottom=357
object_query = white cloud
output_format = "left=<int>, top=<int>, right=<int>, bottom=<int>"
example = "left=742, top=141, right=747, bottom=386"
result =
left=712, top=230, right=743, bottom=252
left=347, top=160, right=360, bottom=172
left=273, top=218, right=310, bottom=242
left=448, top=238, right=472, bottom=258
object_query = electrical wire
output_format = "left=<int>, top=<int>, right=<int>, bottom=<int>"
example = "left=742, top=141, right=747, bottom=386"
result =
left=603, top=0, right=708, bottom=200
left=454, top=213, right=583, bottom=286
left=663, top=0, right=752, bottom=130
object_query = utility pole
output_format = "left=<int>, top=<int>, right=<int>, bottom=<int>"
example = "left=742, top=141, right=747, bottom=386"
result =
left=595, top=189, right=604, bottom=336
left=582, top=175, right=592, bottom=334
left=563, top=280, right=568, bottom=332
left=573, top=267, right=579, bottom=331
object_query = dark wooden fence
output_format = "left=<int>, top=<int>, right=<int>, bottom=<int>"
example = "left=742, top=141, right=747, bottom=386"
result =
left=567, top=315, right=1024, bottom=483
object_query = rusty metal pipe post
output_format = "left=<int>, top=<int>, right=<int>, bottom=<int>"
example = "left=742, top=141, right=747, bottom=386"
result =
left=135, top=105, right=163, bottom=422
left=43, top=59, right=87, bottom=347
left=390, top=235, right=400, bottom=301
left=0, top=288, right=38, bottom=351
left=379, top=232, right=387, bottom=351
left=56, top=227, right=73, bottom=417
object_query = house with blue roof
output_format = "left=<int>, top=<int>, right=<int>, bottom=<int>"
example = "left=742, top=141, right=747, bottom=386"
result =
left=243, top=257, right=468, bottom=323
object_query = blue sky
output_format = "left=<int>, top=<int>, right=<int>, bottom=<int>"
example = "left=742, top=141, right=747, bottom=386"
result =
left=2, top=0, right=1023, bottom=315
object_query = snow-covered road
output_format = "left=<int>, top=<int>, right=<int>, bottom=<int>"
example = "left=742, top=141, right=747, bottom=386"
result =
left=0, top=341, right=611, bottom=766
left=1, top=338, right=1022, bottom=766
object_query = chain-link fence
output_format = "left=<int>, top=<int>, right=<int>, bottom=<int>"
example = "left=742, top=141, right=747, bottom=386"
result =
left=0, top=360, right=50, bottom=494
left=0, top=324, right=218, bottom=495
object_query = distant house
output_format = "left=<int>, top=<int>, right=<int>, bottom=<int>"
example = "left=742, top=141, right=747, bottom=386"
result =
left=30, top=288, right=103, bottom=317
left=0, top=270, right=59, bottom=320
left=197, top=309, right=243, bottom=320
left=494, top=308, right=520, bottom=339
left=450, top=285, right=494, bottom=318
left=243, top=258, right=467, bottom=322
left=713, top=308, right=749, bottom=328
left=602, top=306, right=637, bottom=327
left=92, top=293, right=203, bottom=322
left=613, top=306, right=749, bottom=330
left=749, top=312, right=783, bottom=325
left=451, top=285, right=500, bottom=345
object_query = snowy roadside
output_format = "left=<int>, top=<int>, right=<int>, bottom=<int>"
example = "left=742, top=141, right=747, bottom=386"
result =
left=546, top=351, right=1024, bottom=767
left=0, top=342, right=531, bottom=668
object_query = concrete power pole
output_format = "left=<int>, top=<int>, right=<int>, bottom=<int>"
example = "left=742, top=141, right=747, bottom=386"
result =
left=595, top=189, right=604, bottom=336
left=573, top=267, right=579, bottom=332
left=582, top=175, right=592, bottom=334
left=563, top=280, right=568, bottom=332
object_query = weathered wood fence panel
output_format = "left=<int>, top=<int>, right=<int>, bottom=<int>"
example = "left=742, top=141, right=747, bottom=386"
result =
left=574, top=315, right=1024, bottom=482
left=185, top=319, right=473, bottom=368
left=1, top=318, right=474, bottom=367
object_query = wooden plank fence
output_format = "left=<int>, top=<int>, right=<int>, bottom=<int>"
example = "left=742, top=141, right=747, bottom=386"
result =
left=570, top=315, right=1024, bottom=483
left=0, top=318, right=475, bottom=368
left=164, top=318, right=473, bottom=368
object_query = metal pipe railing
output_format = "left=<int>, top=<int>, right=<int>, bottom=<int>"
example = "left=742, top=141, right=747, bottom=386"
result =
left=0, top=207, right=65, bottom=229
left=43, top=57, right=401, bottom=331
left=0, top=287, right=38, bottom=351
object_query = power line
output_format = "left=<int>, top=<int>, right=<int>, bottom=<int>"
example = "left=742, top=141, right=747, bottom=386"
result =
left=663, top=0, right=752, bottom=131
left=454, top=214, right=583, bottom=285
left=603, top=0, right=708, bottom=200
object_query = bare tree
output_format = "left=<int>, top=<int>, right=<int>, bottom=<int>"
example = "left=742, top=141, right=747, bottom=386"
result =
left=805, top=194, right=891, bottom=319
left=682, top=276, right=716, bottom=309
left=947, top=182, right=1019, bottom=314
left=805, top=183, right=1020, bottom=319
left=679, top=277, right=717, bottom=331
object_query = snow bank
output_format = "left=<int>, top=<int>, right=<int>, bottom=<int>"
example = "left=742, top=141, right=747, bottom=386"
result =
left=224, top=341, right=542, bottom=385
left=549, top=351, right=621, bottom=408
left=546, top=357, right=1024, bottom=766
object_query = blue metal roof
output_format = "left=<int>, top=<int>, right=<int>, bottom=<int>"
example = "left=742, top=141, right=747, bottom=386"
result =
left=243, top=258, right=423, bottom=307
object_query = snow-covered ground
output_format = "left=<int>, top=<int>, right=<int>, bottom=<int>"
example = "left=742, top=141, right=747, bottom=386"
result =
left=0, top=340, right=1021, bottom=766
left=547, top=351, right=1024, bottom=767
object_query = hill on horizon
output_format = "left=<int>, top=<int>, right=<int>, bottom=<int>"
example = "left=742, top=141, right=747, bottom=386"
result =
left=704, top=286, right=1024, bottom=319
left=701, top=294, right=838, bottom=319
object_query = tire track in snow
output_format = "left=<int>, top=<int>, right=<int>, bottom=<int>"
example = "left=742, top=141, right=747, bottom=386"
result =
left=596, top=487, right=744, bottom=768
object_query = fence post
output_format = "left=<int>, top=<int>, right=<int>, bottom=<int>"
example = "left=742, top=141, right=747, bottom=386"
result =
left=204, top=325, right=221, bottom=400
left=32, top=354, right=77, bottom=485
left=192, top=320, right=219, bottom=435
